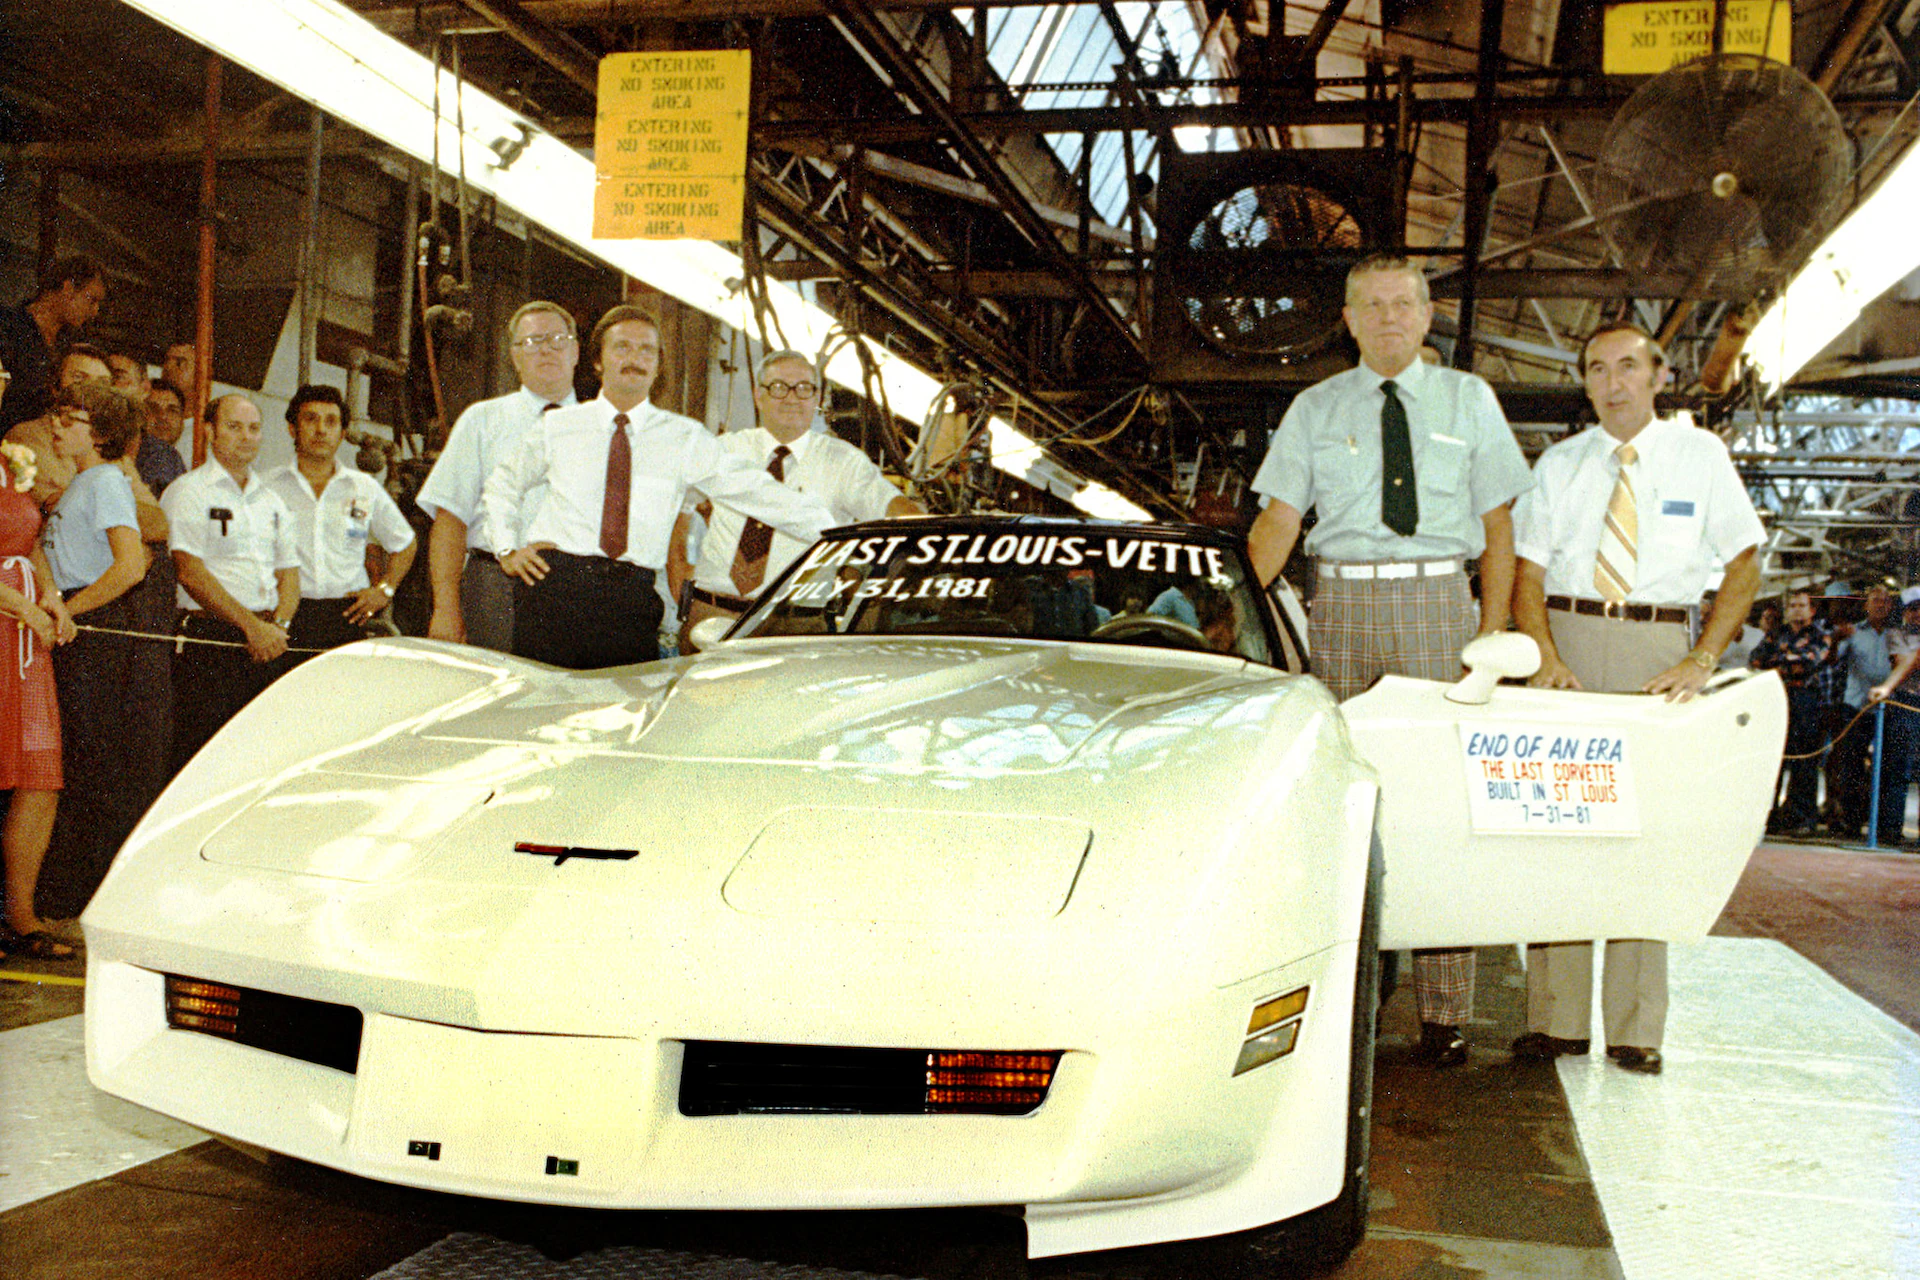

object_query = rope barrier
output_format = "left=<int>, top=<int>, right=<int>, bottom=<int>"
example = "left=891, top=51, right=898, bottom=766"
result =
left=1779, top=694, right=1920, bottom=761
left=70, top=622, right=334, bottom=656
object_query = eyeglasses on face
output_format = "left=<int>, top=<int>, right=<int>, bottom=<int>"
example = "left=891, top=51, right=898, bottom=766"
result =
left=512, top=332, right=576, bottom=350
left=760, top=379, right=819, bottom=400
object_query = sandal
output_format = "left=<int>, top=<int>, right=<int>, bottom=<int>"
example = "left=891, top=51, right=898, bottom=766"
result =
left=0, top=927, right=76, bottom=961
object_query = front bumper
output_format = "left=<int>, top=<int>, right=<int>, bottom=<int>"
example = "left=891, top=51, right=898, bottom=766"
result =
left=85, top=940, right=1355, bottom=1256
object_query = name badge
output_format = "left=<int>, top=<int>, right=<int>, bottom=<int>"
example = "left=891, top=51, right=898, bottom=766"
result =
left=1661, top=500, right=1695, bottom=517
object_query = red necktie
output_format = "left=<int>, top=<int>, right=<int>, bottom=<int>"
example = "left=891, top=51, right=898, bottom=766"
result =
left=599, top=412, right=630, bottom=559
left=730, top=445, right=791, bottom=595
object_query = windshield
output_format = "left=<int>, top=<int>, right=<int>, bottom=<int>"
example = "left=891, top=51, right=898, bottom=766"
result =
left=731, top=526, right=1276, bottom=664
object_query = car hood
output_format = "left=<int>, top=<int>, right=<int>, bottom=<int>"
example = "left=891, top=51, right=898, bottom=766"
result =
left=193, top=638, right=1297, bottom=897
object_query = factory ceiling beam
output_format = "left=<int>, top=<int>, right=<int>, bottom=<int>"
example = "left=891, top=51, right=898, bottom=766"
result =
left=755, top=89, right=1903, bottom=144
left=356, top=0, right=1105, bottom=31
left=0, top=134, right=381, bottom=165
left=821, top=0, right=1147, bottom=368
left=749, top=166, right=1042, bottom=393
left=453, top=0, right=600, bottom=93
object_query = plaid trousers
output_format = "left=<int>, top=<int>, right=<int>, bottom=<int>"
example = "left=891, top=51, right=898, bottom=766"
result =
left=1312, top=561, right=1479, bottom=1025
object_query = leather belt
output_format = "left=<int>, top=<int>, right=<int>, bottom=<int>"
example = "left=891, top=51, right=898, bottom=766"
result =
left=687, top=584, right=754, bottom=613
left=1545, top=595, right=1692, bottom=625
left=1319, top=558, right=1460, bottom=581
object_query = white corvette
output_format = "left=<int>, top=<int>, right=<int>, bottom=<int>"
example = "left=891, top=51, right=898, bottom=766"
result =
left=82, top=516, right=1783, bottom=1267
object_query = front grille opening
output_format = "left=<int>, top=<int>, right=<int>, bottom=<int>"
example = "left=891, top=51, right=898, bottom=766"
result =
left=679, top=1041, right=1062, bottom=1117
left=164, top=975, right=363, bottom=1074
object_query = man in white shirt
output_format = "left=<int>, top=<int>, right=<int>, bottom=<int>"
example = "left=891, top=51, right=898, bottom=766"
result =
left=483, top=305, right=833, bottom=670
left=263, top=385, right=416, bottom=664
left=674, top=348, right=920, bottom=651
left=1246, top=253, right=1534, bottom=1069
left=162, top=393, right=300, bottom=772
left=417, top=300, right=579, bottom=651
left=1511, top=322, right=1763, bottom=1076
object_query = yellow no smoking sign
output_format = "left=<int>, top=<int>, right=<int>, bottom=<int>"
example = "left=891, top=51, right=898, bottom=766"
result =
left=1602, top=1, right=1790, bottom=74
left=593, top=50, right=750, bottom=240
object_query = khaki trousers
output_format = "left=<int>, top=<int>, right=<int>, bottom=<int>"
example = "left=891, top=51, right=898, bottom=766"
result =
left=1524, top=607, right=1690, bottom=1050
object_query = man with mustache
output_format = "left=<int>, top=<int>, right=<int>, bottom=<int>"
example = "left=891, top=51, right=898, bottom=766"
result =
left=482, top=305, right=831, bottom=670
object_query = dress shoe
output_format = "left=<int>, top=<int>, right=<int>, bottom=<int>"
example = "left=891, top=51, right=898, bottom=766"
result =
left=1511, top=1031, right=1590, bottom=1060
left=1607, top=1045, right=1663, bottom=1075
left=1411, top=1021, right=1468, bottom=1068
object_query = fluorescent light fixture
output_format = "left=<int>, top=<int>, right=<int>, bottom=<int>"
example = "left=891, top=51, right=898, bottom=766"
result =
left=1747, top=136, right=1920, bottom=394
left=119, top=0, right=1147, bottom=519
left=1073, top=482, right=1152, bottom=521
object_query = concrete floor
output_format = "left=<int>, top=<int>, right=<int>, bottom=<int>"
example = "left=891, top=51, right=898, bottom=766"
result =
left=1, top=841, right=1915, bottom=1280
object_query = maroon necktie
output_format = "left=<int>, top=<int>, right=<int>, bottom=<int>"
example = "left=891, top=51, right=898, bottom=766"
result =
left=599, top=412, right=630, bottom=559
left=730, top=445, right=791, bottom=595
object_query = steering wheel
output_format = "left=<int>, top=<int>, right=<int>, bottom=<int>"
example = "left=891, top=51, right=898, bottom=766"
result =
left=1090, top=614, right=1214, bottom=651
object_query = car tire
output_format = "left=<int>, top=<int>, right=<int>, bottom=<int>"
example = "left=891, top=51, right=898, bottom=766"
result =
left=1238, top=832, right=1381, bottom=1276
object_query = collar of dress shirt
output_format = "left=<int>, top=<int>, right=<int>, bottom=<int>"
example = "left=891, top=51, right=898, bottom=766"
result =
left=203, top=458, right=257, bottom=495
left=1357, top=352, right=1432, bottom=400
left=749, top=423, right=815, bottom=462
left=516, top=385, right=577, bottom=414
left=591, top=393, right=661, bottom=427
left=1589, top=412, right=1676, bottom=466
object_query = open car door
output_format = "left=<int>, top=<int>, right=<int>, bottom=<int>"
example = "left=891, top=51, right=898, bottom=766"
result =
left=1341, top=667, right=1786, bottom=950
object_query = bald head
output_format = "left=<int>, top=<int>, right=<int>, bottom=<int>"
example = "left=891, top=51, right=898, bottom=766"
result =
left=207, top=394, right=263, bottom=477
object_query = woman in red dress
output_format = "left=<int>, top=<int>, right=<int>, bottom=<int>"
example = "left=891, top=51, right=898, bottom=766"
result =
left=0, top=361, right=76, bottom=960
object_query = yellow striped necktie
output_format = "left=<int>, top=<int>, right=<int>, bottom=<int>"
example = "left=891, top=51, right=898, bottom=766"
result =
left=1594, top=442, right=1637, bottom=603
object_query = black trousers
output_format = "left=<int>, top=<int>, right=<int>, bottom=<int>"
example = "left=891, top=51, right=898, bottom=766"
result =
left=171, top=614, right=283, bottom=774
left=1772, top=686, right=1825, bottom=828
left=286, top=596, right=368, bottom=668
left=42, top=591, right=144, bottom=918
left=1825, top=701, right=1872, bottom=836
left=512, top=551, right=661, bottom=670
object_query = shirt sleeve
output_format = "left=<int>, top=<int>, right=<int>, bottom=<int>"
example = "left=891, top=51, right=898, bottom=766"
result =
left=415, top=402, right=487, bottom=524
left=481, top=420, right=551, bottom=555
left=91, top=470, right=138, bottom=537
left=366, top=480, right=417, bottom=553
left=1510, top=454, right=1556, bottom=568
left=833, top=445, right=907, bottom=522
left=1464, top=377, right=1533, bottom=516
left=685, top=432, right=833, bottom=543
left=1250, top=393, right=1317, bottom=512
left=1699, top=436, right=1764, bottom=563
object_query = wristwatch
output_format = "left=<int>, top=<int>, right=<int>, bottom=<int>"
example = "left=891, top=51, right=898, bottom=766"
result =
left=1687, top=647, right=1716, bottom=671
left=375, top=581, right=396, bottom=599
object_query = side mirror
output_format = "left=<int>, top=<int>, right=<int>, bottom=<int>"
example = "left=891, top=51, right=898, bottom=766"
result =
left=687, top=616, right=735, bottom=653
left=1446, top=632, right=1542, bottom=705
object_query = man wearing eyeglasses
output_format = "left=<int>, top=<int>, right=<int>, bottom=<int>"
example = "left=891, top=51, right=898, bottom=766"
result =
left=675, top=349, right=921, bottom=651
left=1247, top=253, right=1532, bottom=1069
left=417, top=300, right=579, bottom=652
left=483, top=309, right=834, bottom=670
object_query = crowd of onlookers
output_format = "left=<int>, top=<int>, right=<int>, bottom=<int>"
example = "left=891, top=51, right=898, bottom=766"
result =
left=0, top=256, right=418, bottom=960
left=1745, top=580, right=1920, bottom=845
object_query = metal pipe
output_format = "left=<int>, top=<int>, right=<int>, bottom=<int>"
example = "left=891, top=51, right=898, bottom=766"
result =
left=192, top=52, right=222, bottom=467
left=297, top=105, right=325, bottom=386
left=1452, top=0, right=1507, bottom=370
left=398, top=163, right=418, bottom=369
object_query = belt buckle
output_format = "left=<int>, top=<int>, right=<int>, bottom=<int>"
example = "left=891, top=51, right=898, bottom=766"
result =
left=1602, top=599, right=1624, bottom=620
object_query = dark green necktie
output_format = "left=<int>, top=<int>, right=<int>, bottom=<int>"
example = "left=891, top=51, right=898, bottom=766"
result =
left=1380, top=379, right=1418, bottom=537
